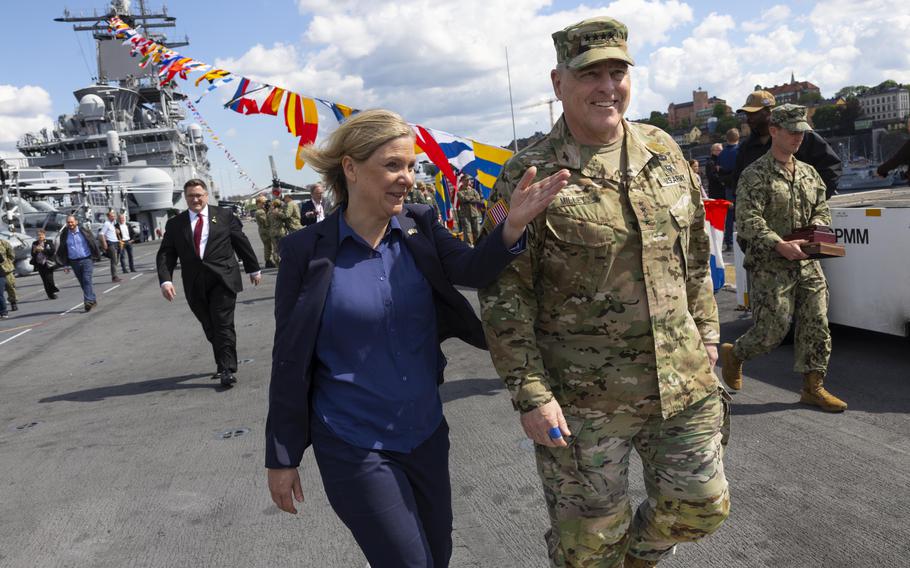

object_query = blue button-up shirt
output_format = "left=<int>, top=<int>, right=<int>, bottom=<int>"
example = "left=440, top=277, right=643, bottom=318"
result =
left=312, top=213, right=442, bottom=452
left=66, top=228, right=91, bottom=260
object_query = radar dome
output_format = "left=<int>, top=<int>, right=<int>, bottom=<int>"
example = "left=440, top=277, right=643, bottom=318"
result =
left=78, top=94, right=105, bottom=120
left=129, top=167, right=175, bottom=211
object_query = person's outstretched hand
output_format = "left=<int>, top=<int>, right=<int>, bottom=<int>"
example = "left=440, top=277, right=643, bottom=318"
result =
left=501, top=167, right=571, bottom=247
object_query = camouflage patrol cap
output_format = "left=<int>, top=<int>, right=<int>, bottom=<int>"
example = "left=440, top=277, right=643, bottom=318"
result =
left=737, top=90, right=776, bottom=113
left=553, top=17, right=635, bottom=69
left=770, top=103, right=812, bottom=132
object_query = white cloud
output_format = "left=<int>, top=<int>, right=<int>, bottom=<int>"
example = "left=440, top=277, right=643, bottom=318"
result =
left=192, top=0, right=905, bottom=156
left=218, top=0, right=696, bottom=145
left=693, top=12, right=735, bottom=38
left=0, top=85, right=54, bottom=146
left=808, top=0, right=910, bottom=86
left=741, top=4, right=792, bottom=33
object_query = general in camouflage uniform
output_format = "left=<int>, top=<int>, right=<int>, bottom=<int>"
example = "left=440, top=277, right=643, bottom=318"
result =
left=0, top=237, right=18, bottom=311
left=253, top=196, right=276, bottom=268
left=268, top=199, right=289, bottom=265
left=478, top=17, right=729, bottom=568
left=457, top=181, right=484, bottom=245
left=721, top=104, right=847, bottom=413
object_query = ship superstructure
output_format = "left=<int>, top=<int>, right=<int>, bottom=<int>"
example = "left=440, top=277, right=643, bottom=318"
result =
left=7, top=0, right=215, bottom=236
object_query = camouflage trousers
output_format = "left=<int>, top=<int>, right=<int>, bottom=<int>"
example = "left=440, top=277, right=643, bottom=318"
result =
left=458, top=213, right=482, bottom=245
left=733, top=261, right=831, bottom=374
left=258, top=231, right=274, bottom=265
left=535, top=391, right=730, bottom=567
left=5, top=272, right=16, bottom=303
left=270, top=235, right=286, bottom=264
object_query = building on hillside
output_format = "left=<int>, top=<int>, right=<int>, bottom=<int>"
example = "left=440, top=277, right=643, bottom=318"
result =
left=857, top=88, right=910, bottom=123
left=763, top=73, right=822, bottom=105
left=667, top=89, right=730, bottom=129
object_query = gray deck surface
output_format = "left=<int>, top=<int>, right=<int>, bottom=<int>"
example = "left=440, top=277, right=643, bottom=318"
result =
left=0, top=222, right=907, bottom=568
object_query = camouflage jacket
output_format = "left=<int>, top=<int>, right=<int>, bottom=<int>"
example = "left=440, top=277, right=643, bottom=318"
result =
left=406, top=188, right=429, bottom=205
left=457, top=187, right=484, bottom=216
left=0, top=239, right=15, bottom=275
left=736, top=152, right=831, bottom=270
left=254, top=208, right=271, bottom=234
left=279, top=201, right=304, bottom=232
left=268, top=208, right=289, bottom=238
left=478, top=117, right=719, bottom=418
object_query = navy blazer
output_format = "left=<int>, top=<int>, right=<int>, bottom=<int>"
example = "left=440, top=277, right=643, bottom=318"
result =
left=266, top=204, right=518, bottom=468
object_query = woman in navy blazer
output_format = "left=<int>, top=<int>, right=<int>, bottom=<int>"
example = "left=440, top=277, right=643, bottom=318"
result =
left=265, top=109, right=568, bottom=567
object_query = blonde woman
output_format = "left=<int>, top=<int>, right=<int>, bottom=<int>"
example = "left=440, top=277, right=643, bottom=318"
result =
left=265, top=109, right=569, bottom=567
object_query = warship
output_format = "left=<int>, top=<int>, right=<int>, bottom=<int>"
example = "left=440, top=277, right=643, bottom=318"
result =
left=2, top=0, right=215, bottom=239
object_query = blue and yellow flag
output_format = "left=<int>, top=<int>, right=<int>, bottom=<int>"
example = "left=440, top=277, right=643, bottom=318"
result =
left=470, top=141, right=513, bottom=199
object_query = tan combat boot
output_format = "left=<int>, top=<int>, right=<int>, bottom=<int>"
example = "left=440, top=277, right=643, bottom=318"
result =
left=720, top=343, right=743, bottom=390
left=624, top=553, right=658, bottom=568
left=800, top=371, right=848, bottom=412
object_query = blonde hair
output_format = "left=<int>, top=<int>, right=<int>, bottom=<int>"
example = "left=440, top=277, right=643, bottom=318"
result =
left=296, top=109, right=414, bottom=208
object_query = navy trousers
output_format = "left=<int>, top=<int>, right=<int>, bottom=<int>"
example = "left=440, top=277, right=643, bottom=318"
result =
left=310, top=416, right=453, bottom=568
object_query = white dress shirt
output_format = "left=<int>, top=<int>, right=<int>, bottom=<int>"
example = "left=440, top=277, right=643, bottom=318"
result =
left=116, top=222, right=132, bottom=242
left=100, top=219, right=118, bottom=246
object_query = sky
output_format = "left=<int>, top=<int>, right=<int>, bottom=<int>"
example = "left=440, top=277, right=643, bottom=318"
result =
left=1, top=0, right=909, bottom=196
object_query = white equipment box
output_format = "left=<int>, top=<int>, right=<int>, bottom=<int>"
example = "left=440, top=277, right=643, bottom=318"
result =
left=732, top=188, right=910, bottom=337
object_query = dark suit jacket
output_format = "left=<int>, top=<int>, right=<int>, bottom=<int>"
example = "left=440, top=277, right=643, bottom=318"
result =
left=56, top=226, right=101, bottom=265
left=156, top=205, right=261, bottom=294
left=299, top=199, right=323, bottom=227
left=266, top=204, right=518, bottom=468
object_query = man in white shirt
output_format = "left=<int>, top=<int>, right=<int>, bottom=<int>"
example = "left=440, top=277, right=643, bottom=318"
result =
left=301, top=182, right=327, bottom=226
left=117, top=214, right=136, bottom=273
left=99, top=210, right=123, bottom=282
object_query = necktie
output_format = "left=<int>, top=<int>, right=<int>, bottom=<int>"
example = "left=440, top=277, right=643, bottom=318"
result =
left=193, top=213, right=204, bottom=257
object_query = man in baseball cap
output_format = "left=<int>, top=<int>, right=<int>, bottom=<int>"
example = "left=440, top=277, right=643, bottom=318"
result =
left=736, top=89, right=776, bottom=113
left=732, top=89, right=841, bottom=199
left=722, top=102, right=847, bottom=413
left=481, top=14, right=730, bottom=568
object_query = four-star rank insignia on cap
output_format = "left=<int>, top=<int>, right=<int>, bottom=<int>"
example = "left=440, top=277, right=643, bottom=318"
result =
left=482, top=198, right=510, bottom=235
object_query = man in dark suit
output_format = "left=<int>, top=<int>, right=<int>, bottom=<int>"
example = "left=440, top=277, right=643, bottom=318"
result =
left=299, top=182, right=327, bottom=227
left=157, top=179, right=262, bottom=388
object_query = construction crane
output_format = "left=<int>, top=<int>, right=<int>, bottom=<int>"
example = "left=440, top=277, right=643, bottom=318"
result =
left=520, top=98, right=560, bottom=129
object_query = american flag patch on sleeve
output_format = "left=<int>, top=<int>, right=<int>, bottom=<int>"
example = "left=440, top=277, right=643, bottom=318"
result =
left=482, top=199, right=510, bottom=234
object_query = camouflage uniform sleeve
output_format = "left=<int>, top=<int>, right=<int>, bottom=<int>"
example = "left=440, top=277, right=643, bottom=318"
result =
left=735, top=168, right=783, bottom=255
left=478, top=163, right=555, bottom=412
left=806, top=168, right=833, bottom=227
left=683, top=160, right=720, bottom=344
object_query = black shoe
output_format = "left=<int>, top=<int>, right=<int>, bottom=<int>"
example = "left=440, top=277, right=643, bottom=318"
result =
left=220, top=372, right=237, bottom=388
left=210, top=370, right=223, bottom=381
left=265, top=261, right=276, bottom=269
left=48, top=294, right=58, bottom=300
left=10, top=302, right=17, bottom=311
left=112, top=276, right=123, bottom=283
left=84, top=301, right=96, bottom=312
